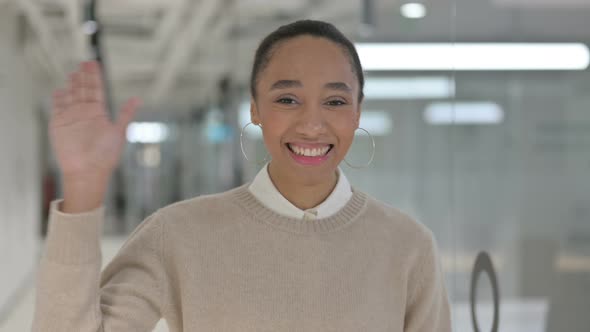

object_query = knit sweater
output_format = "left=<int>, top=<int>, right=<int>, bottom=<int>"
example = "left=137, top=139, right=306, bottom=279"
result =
left=32, top=183, right=451, bottom=332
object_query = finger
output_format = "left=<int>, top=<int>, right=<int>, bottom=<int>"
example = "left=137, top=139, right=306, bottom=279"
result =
left=83, top=61, right=104, bottom=86
left=66, top=73, right=76, bottom=103
left=70, top=71, right=85, bottom=104
left=78, top=63, right=89, bottom=102
left=116, top=97, right=141, bottom=132
left=64, top=88, right=74, bottom=109
left=52, top=89, right=69, bottom=114
left=81, top=61, right=105, bottom=103
left=52, top=89, right=67, bottom=109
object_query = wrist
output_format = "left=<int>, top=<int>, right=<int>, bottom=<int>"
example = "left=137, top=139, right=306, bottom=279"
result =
left=62, top=172, right=110, bottom=187
left=61, top=174, right=110, bottom=213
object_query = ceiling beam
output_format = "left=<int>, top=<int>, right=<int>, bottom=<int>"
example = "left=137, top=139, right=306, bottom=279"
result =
left=182, top=11, right=235, bottom=94
left=146, top=0, right=221, bottom=104
left=151, top=0, right=191, bottom=57
left=110, top=62, right=228, bottom=82
left=63, top=0, right=87, bottom=62
left=16, top=0, right=66, bottom=78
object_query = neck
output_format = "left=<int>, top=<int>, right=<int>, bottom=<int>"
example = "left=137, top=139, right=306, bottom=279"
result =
left=267, top=162, right=338, bottom=210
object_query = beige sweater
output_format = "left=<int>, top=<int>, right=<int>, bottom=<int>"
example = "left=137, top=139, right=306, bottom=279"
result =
left=32, top=183, right=451, bottom=332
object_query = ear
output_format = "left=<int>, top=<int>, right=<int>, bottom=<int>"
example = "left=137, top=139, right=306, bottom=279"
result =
left=250, top=101, right=261, bottom=125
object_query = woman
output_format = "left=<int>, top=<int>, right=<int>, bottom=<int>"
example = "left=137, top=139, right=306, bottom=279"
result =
left=32, top=20, right=451, bottom=331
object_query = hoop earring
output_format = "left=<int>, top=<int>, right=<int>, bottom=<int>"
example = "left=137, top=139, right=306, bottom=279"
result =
left=343, top=127, right=375, bottom=169
left=240, top=122, right=270, bottom=166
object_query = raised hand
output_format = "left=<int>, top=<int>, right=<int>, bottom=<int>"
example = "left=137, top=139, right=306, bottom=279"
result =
left=49, top=61, right=141, bottom=212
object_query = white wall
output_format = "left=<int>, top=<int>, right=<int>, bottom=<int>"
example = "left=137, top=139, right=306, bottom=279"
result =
left=0, top=2, right=42, bottom=320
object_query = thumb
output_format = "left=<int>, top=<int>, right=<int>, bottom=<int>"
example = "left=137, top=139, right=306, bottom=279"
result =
left=116, top=97, right=141, bottom=132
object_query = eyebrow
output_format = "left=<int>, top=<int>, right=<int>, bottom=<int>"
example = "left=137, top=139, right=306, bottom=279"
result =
left=269, top=80, right=352, bottom=93
left=269, top=80, right=302, bottom=91
left=324, top=82, right=352, bottom=93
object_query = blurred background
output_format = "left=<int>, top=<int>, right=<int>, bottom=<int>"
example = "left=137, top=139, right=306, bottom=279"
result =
left=1, top=0, right=589, bottom=331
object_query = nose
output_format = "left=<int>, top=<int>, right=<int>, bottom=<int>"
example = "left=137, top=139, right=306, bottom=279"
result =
left=295, top=104, right=326, bottom=137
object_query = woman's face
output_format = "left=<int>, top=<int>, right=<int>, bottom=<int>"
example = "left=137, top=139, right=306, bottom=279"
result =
left=251, top=36, right=361, bottom=185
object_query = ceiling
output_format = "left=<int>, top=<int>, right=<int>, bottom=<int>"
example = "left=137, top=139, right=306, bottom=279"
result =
left=8, top=0, right=590, bottom=115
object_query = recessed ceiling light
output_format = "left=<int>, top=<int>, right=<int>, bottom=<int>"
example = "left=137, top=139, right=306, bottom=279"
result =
left=127, top=122, right=169, bottom=143
left=358, top=111, right=393, bottom=135
left=424, top=102, right=504, bottom=125
left=356, top=43, right=590, bottom=71
left=82, top=20, right=97, bottom=35
left=400, top=3, right=427, bottom=19
left=365, top=76, right=455, bottom=99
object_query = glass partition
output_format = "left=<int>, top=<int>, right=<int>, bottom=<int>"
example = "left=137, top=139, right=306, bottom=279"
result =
left=451, top=0, right=590, bottom=330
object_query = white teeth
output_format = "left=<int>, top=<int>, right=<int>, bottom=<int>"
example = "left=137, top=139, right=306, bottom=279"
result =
left=289, top=144, right=330, bottom=157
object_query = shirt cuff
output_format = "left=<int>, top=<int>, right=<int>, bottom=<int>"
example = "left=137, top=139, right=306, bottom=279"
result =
left=43, top=199, right=105, bottom=265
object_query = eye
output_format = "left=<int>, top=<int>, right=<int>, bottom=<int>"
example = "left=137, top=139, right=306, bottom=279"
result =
left=325, top=99, right=347, bottom=106
left=276, top=97, right=297, bottom=104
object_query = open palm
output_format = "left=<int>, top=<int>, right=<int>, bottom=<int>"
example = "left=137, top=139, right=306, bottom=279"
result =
left=49, top=61, right=140, bottom=180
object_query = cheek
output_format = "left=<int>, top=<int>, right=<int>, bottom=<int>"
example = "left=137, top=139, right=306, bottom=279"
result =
left=329, top=113, right=358, bottom=146
left=260, top=115, right=287, bottom=151
left=261, top=129, right=281, bottom=151
left=338, top=129, right=356, bottom=152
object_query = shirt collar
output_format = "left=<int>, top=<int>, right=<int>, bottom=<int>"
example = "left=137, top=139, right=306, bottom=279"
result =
left=248, top=163, right=352, bottom=220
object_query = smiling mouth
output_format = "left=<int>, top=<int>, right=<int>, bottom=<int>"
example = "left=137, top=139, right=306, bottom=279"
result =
left=286, top=143, right=334, bottom=157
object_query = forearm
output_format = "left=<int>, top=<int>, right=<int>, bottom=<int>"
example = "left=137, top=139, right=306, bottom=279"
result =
left=32, top=200, right=105, bottom=331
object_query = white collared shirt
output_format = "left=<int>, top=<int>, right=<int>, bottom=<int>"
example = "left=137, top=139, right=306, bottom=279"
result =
left=248, top=163, right=353, bottom=220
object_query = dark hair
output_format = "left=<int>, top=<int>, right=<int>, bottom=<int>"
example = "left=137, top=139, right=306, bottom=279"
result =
left=250, top=20, right=364, bottom=102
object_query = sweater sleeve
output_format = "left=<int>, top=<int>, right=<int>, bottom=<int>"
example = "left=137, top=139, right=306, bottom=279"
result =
left=31, top=199, right=166, bottom=332
left=404, top=230, right=452, bottom=332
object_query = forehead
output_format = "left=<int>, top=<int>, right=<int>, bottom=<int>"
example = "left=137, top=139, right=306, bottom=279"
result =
left=260, top=36, right=357, bottom=86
